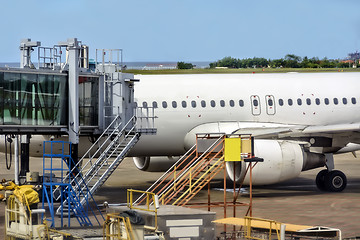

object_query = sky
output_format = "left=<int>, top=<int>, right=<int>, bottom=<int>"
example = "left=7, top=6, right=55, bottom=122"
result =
left=1, top=0, right=360, bottom=62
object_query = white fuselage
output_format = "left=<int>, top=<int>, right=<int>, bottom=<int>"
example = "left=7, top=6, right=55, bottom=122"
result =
left=130, top=72, right=360, bottom=157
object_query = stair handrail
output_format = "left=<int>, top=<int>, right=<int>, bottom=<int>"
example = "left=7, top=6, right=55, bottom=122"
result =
left=154, top=135, right=225, bottom=203
left=53, top=115, right=122, bottom=200
left=172, top=155, right=224, bottom=205
left=86, top=126, right=139, bottom=193
left=76, top=115, right=121, bottom=172
left=69, top=116, right=137, bottom=190
left=161, top=145, right=225, bottom=205
left=58, top=120, right=139, bottom=214
left=133, top=134, right=225, bottom=205
left=175, top=156, right=225, bottom=206
left=54, top=116, right=136, bottom=201
left=133, top=144, right=196, bottom=205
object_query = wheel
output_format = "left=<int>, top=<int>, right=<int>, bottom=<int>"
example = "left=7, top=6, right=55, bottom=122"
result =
left=324, top=170, right=347, bottom=192
left=315, top=169, right=328, bottom=191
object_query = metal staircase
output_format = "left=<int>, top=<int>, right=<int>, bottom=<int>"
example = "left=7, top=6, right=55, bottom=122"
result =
left=55, top=115, right=140, bottom=214
left=134, top=134, right=227, bottom=207
left=42, top=140, right=102, bottom=227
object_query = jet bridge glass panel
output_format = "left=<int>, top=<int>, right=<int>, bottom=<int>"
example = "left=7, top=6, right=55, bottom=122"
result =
left=0, top=71, right=67, bottom=126
left=79, top=76, right=99, bottom=126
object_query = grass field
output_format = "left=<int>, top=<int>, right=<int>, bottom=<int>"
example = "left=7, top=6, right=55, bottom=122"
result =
left=124, top=67, right=360, bottom=75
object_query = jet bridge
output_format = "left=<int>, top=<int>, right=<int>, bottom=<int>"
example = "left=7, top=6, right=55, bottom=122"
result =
left=1, top=38, right=156, bottom=186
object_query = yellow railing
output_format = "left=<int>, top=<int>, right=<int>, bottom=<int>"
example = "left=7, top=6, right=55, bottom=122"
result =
left=244, top=216, right=281, bottom=240
left=127, top=189, right=158, bottom=231
left=172, top=156, right=224, bottom=205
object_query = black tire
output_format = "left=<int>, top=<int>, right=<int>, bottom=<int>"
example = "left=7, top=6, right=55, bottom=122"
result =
left=324, top=170, right=347, bottom=192
left=315, top=169, right=328, bottom=191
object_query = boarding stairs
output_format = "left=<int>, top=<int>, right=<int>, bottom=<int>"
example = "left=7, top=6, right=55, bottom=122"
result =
left=55, top=115, right=141, bottom=214
left=134, top=134, right=231, bottom=207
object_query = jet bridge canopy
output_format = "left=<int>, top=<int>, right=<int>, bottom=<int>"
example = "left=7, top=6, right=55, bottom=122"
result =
left=0, top=38, right=155, bottom=137
left=0, top=68, right=101, bottom=134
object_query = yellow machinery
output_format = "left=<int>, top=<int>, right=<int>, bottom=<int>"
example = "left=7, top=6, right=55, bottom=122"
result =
left=103, top=213, right=135, bottom=240
left=103, top=189, right=164, bottom=240
left=2, top=181, right=73, bottom=240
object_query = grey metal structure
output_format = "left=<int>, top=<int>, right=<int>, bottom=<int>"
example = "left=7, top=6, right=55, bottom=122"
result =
left=2, top=38, right=156, bottom=217
left=19, top=38, right=41, bottom=68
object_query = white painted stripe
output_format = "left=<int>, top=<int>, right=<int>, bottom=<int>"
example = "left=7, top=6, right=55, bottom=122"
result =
left=166, top=219, right=203, bottom=227
left=170, top=227, right=199, bottom=238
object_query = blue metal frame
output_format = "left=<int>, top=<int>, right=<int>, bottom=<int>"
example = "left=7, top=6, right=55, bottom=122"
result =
left=42, top=140, right=93, bottom=227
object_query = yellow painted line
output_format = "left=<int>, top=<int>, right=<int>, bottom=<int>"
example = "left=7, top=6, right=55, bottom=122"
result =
left=213, top=217, right=313, bottom=232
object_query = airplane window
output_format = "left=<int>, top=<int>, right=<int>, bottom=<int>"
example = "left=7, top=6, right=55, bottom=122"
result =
left=220, top=100, right=225, bottom=107
left=239, top=100, right=244, bottom=107
left=229, top=100, right=235, bottom=107
left=288, top=99, right=293, bottom=106
left=142, top=102, right=148, bottom=108
left=162, top=101, right=167, bottom=108
left=191, top=101, right=197, bottom=108
left=211, top=100, right=216, bottom=107
left=315, top=98, right=320, bottom=105
left=172, top=101, right=177, bottom=108
left=182, top=101, right=187, bottom=108
left=201, top=100, right=206, bottom=107
left=268, top=99, right=273, bottom=106
left=278, top=99, right=284, bottom=106
left=324, top=98, right=329, bottom=105
left=152, top=101, right=158, bottom=108
left=342, top=98, right=347, bottom=105
left=333, top=98, right=338, bottom=105
left=253, top=99, right=259, bottom=107
left=352, top=97, right=356, bottom=104
left=297, top=98, right=302, bottom=106
left=306, top=98, right=311, bottom=105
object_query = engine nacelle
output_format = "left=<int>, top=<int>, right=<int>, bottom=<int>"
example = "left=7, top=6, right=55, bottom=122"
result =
left=133, top=156, right=179, bottom=172
left=226, top=139, right=326, bottom=185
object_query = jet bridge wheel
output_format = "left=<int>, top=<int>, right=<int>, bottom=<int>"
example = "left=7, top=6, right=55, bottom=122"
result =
left=316, top=169, right=347, bottom=192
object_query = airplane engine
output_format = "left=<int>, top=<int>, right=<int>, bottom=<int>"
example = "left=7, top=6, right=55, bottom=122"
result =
left=226, top=139, right=326, bottom=185
left=133, top=156, right=179, bottom=172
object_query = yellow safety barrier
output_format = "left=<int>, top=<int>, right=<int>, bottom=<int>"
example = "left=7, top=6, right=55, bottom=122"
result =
left=103, top=213, right=134, bottom=240
left=127, top=189, right=158, bottom=231
left=244, top=216, right=281, bottom=240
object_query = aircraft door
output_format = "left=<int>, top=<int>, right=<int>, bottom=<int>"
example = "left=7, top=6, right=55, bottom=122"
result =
left=250, top=95, right=261, bottom=115
left=265, top=95, right=276, bottom=115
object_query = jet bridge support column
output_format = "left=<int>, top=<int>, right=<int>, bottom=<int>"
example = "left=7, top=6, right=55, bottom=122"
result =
left=19, top=135, right=30, bottom=178
left=59, top=38, right=80, bottom=166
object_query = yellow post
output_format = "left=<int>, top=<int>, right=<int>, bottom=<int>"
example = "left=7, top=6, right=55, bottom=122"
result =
left=224, top=138, right=242, bottom=162
left=189, top=167, right=192, bottom=194
left=174, top=166, right=177, bottom=191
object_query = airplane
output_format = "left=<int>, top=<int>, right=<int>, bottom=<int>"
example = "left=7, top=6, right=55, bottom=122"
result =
left=2, top=72, right=359, bottom=192
left=130, top=72, right=360, bottom=193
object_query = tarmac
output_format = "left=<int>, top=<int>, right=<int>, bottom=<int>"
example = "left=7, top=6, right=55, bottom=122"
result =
left=1, top=152, right=360, bottom=239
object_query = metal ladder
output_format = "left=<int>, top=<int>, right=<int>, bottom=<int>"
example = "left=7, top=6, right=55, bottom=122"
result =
left=55, top=115, right=140, bottom=214
left=134, top=134, right=226, bottom=207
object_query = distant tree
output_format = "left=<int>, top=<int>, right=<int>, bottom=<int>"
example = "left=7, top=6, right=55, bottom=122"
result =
left=319, top=57, right=336, bottom=68
left=177, top=61, right=194, bottom=69
left=284, top=54, right=301, bottom=68
left=270, top=58, right=285, bottom=68
left=209, top=54, right=353, bottom=69
left=218, top=56, right=239, bottom=68
left=209, top=62, right=217, bottom=68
